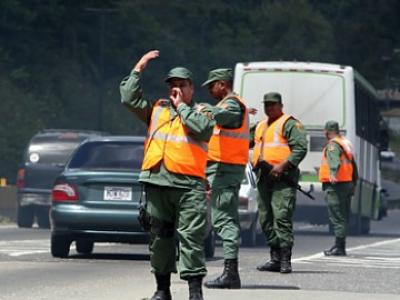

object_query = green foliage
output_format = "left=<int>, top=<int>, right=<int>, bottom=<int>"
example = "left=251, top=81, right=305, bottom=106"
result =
left=0, top=0, right=399, bottom=182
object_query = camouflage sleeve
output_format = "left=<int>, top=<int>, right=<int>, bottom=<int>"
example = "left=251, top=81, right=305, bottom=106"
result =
left=119, top=70, right=153, bottom=124
left=176, top=103, right=216, bottom=142
left=207, top=99, right=243, bottom=128
left=283, top=118, right=308, bottom=167
left=326, top=141, right=342, bottom=177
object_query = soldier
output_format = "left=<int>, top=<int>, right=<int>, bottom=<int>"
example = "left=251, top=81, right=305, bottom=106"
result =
left=319, top=120, right=358, bottom=256
left=252, top=92, right=307, bottom=274
left=199, top=68, right=249, bottom=289
left=120, top=50, right=215, bottom=300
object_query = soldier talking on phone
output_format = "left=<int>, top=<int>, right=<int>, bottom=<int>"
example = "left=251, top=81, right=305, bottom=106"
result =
left=120, top=50, right=215, bottom=300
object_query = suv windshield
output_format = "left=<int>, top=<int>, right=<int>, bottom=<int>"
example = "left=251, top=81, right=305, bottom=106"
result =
left=68, top=141, right=144, bottom=171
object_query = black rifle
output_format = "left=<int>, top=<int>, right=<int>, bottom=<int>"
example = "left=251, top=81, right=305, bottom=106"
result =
left=253, top=161, right=315, bottom=200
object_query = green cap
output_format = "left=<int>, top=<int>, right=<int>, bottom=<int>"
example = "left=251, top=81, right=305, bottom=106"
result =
left=202, top=68, right=233, bottom=87
left=263, top=92, right=282, bottom=103
left=324, top=120, right=339, bottom=132
left=165, top=67, right=193, bottom=82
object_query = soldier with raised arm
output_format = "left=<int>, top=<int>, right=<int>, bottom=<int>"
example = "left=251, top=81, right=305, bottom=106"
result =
left=120, top=50, right=215, bottom=300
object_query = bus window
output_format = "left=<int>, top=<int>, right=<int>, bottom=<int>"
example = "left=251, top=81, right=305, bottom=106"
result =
left=310, top=136, right=326, bottom=152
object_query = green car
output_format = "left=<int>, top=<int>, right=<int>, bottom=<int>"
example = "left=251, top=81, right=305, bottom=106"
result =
left=50, top=136, right=215, bottom=258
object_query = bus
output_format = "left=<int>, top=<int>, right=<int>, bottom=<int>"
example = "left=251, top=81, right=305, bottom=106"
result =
left=234, top=61, right=386, bottom=234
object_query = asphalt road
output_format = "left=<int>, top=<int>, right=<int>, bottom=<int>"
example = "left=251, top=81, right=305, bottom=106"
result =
left=0, top=210, right=400, bottom=300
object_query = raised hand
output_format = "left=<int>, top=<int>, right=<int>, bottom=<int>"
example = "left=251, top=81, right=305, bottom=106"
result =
left=133, top=50, right=160, bottom=72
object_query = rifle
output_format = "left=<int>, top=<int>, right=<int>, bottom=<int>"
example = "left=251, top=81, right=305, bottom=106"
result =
left=253, top=161, right=315, bottom=200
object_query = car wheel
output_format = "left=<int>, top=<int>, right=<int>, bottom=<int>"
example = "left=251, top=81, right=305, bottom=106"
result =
left=51, top=235, right=71, bottom=258
left=36, top=206, right=50, bottom=229
left=17, top=205, right=34, bottom=228
left=241, top=221, right=257, bottom=247
left=204, top=230, right=215, bottom=258
left=76, top=239, right=94, bottom=255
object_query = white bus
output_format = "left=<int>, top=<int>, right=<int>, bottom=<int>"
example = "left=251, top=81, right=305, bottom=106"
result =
left=234, top=61, right=385, bottom=234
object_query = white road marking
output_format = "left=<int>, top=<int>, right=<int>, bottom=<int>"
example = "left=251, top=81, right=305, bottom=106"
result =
left=293, top=238, right=400, bottom=269
left=9, top=250, right=49, bottom=257
left=0, top=239, right=122, bottom=257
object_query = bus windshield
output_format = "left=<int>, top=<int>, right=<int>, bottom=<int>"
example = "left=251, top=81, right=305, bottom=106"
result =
left=240, top=72, right=345, bottom=128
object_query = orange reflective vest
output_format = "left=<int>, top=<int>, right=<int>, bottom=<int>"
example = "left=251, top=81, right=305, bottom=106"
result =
left=319, top=136, right=354, bottom=182
left=252, top=114, right=292, bottom=167
left=141, top=99, right=208, bottom=178
left=208, top=95, right=250, bottom=165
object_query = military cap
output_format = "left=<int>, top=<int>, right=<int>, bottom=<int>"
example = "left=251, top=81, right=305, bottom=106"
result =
left=324, top=120, right=340, bottom=132
left=165, top=67, right=193, bottom=82
left=201, top=68, right=233, bottom=87
left=263, top=92, right=282, bottom=103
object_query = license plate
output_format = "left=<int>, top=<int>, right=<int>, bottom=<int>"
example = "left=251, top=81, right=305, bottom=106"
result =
left=104, top=186, right=132, bottom=201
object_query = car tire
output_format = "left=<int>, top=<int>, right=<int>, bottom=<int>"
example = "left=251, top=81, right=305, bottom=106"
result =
left=204, top=230, right=215, bottom=258
left=17, top=205, right=34, bottom=228
left=51, top=235, right=71, bottom=258
left=36, top=206, right=50, bottom=229
left=241, top=220, right=257, bottom=247
left=76, top=239, right=94, bottom=255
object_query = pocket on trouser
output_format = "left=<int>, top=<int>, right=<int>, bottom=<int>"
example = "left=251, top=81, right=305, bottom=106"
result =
left=271, top=187, right=296, bottom=247
left=272, top=187, right=296, bottom=219
left=213, top=188, right=237, bottom=209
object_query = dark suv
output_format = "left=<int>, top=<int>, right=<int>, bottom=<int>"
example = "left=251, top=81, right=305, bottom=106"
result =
left=16, top=129, right=106, bottom=228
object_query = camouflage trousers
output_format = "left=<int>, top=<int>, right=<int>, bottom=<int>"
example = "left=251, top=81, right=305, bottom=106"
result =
left=256, top=175, right=296, bottom=248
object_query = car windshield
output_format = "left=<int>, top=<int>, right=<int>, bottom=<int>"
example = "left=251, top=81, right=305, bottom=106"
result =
left=27, top=140, right=84, bottom=165
left=68, top=141, right=144, bottom=171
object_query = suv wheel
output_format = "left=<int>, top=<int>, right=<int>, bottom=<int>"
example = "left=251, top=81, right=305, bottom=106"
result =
left=36, top=206, right=50, bottom=229
left=51, top=235, right=71, bottom=258
left=17, top=205, right=34, bottom=228
left=76, top=239, right=94, bottom=255
left=204, top=230, right=215, bottom=258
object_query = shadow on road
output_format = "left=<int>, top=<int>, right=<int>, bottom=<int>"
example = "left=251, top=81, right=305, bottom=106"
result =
left=241, top=284, right=300, bottom=290
left=69, top=253, right=150, bottom=261
left=293, top=270, right=342, bottom=274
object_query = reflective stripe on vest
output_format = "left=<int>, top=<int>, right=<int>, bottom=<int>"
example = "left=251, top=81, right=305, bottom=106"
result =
left=208, top=95, right=250, bottom=165
left=142, top=99, right=208, bottom=178
left=252, top=114, right=292, bottom=167
left=318, top=136, right=354, bottom=182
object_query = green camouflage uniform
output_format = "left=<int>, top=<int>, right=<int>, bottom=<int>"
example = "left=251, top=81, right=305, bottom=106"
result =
left=255, top=118, right=307, bottom=248
left=120, top=70, right=215, bottom=279
left=202, top=97, right=246, bottom=259
left=323, top=140, right=358, bottom=239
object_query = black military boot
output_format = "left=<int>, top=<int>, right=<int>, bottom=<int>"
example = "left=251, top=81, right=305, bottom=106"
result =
left=150, top=273, right=172, bottom=300
left=256, top=247, right=281, bottom=272
left=204, top=259, right=241, bottom=289
left=188, top=276, right=203, bottom=300
left=324, top=237, right=346, bottom=256
left=280, top=247, right=292, bottom=274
